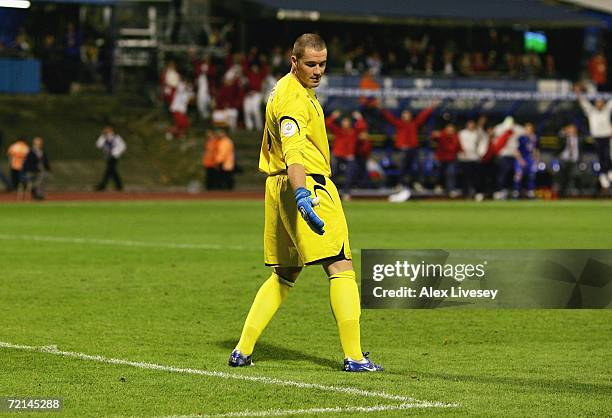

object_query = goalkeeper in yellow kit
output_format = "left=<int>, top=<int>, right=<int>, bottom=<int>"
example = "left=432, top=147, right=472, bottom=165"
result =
left=228, top=33, right=383, bottom=372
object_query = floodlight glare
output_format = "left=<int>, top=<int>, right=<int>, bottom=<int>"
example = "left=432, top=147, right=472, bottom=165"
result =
left=0, top=0, right=31, bottom=8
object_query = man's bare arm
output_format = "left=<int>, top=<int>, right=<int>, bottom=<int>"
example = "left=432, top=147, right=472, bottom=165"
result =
left=287, top=163, right=307, bottom=191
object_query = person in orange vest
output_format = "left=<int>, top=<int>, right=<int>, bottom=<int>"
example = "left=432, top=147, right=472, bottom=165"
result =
left=201, top=130, right=220, bottom=190
left=359, top=68, right=380, bottom=109
left=214, top=129, right=235, bottom=190
left=7, top=137, right=30, bottom=192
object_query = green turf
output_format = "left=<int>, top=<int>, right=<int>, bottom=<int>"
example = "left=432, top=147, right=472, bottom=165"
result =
left=1, top=200, right=611, bottom=417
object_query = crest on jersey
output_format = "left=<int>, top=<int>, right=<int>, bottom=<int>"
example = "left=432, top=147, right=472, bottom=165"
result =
left=281, top=120, right=298, bottom=137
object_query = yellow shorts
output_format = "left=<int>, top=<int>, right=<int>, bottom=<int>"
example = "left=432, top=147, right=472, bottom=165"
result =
left=264, top=174, right=352, bottom=267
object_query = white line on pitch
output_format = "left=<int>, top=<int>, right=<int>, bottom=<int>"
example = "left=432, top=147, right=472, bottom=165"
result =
left=0, top=234, right=251, bottom=251
left=0, top=233, right=365, bottom=254
left=0, top=341, right=453, bottom=407
left=167, top=401, right=457, bottom=417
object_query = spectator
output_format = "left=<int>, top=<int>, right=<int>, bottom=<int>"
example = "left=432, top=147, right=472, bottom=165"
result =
left=513, top=122, right=539, bottom=199
left=326, top=110, right=367, bottom=198
left=345, top=46, right=367, bottom=75
left=442, top=50, right=455, bottom=76
left=214, top=129, right=235, bottom=190
left=95, top=126, right=126, bottom=191
left=262, top=71, right=282, bottom=103
left=576, top=88, right=612, bottom=190
left=431, top=124, right=462, bottom=197
left=7, top=137, right=29, bottom=193
left=385, top=51, right=401, bottom=74
left=504, top=53, right=518, bottom=77
left=269, top=46, right=285, bottom=74
left=196, top=62, right=211, bottom=120
left=160, top=61, right=180, bottom=107
left=11, top=28, right=31, bottom=53
left=213, top=77, right=241, bottom=130
left=588, top=52, right=607, bottom=89
left=493, top=117, right=524, bottom=199
left=40, top=34, right=67, bottom=94
left=359, top=68, right=380, bottom=109
left=556, top=124, right=582, bottom=197
left=458, top=120, right=485, bottom=198
left=81, top=39, right=100, bottom=83
left=23, top=136, right=51, bottom=200
left=459, top=52, right=474, bottom=76
left=167, top=76, right=194, bottom=140
left=521, top=53, right=542, bottom=77
left=366, top=52, right=383, bottom=76
left=243, top=62, right=266, bottom=131
left=380, top=101, right=438, bottom=193
left=223, top=52, right=245, bottom=82
left=424, top=51, right=435, bottom=76
left=472, top=52, right=488, bottom=73
left=63, top=22, right=81, bottom=87
left=404, top=36, right=427, bottom=74
left=194, top=53, right=217, bottom=90
left=202, top=130, right=220, bottom=190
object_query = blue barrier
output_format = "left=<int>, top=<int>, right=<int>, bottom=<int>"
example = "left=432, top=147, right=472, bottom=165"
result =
left=324, top=75, right=540, bottom=91
left=0, top=58, right=41, bottom=94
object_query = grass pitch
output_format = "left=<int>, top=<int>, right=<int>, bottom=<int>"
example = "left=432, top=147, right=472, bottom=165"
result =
left=1, top=200, right=611, bottom=417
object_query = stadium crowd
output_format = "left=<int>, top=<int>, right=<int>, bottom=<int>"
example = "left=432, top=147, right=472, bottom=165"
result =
left=5, top=18, right=608, bottom=93
left=326, top=87, right=612, bottom=201
left=153, top=21, right=609, bottom=153
left=154, top=42, right=611, bottom=201
left=2, top=17, right=610, bottom=200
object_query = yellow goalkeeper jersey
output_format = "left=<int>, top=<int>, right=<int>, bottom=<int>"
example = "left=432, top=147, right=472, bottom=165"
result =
left=259, top=73, right=331, bottom=177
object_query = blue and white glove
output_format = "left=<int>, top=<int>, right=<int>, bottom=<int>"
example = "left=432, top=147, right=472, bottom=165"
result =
left=294, top=187, right=325, bottom=235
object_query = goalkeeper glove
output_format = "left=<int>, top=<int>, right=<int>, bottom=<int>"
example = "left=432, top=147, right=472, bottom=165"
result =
left=294, top=187, right=325, bottom=235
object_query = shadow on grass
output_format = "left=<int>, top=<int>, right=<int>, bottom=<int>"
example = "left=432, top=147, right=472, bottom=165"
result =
left=415, top=371, right=612, bottom=396
left=217, top=339, right=338, bottom=370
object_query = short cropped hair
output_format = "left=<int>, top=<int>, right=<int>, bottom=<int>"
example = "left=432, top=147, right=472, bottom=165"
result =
left=292, top=33, right=326, bottom=60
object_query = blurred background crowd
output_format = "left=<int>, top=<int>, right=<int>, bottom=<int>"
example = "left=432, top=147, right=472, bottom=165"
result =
left=1, top=0, right=611, bottom=200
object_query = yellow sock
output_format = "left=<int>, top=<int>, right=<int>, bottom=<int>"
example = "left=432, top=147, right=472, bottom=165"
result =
left=329, top=270, right=363, bottom=360
left=236, top=273, right=292, bottom=355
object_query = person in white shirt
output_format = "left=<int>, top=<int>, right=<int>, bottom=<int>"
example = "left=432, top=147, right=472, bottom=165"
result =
left=243, top=63, right=265, bottom=131
left=577, top=91, right=612, bottom=189
left=196, top=70, right=210, bottom=120
left=161, top=61, right=180, bottom=107
left=167, top=78, right=194, bottom=140
left=493, top=116, right=524, bottom=199
left=96, top=126, right=126, bottom=191
left=458, top=120, right=485, bottom=198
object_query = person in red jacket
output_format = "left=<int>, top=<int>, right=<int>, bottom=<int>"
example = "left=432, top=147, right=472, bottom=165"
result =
left=326, top=110, right=367, bottom=198
left=380, top=101, right=438, bottom=190
left=431, top=123, right=462, bottom=196
left=243, top=62, right=267, bottom=131
left=476, top=123, right=515, bottom=200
